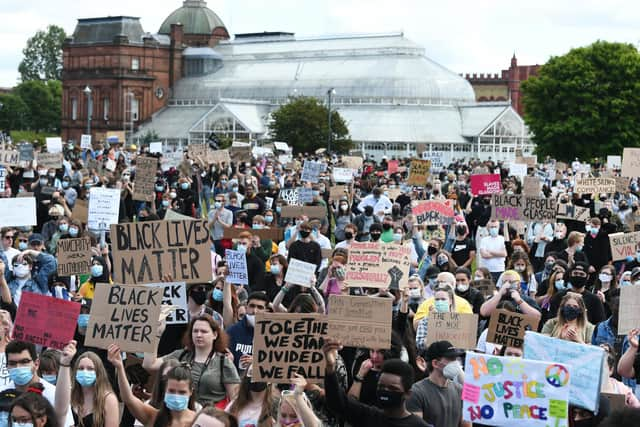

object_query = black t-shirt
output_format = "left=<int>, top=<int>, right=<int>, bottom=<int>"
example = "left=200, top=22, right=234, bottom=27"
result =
left=550, top=289, right=606, bottom=325
left=451, top=238, right=475, bottom=266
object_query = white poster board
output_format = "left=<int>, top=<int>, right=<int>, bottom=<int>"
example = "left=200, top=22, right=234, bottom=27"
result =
left=0, top=197, right=37, bottom=227
left=332, top=167, right=355, bottom=183
left=607, top=155, right=621, bottom=170
left=88, top=187, right=121, bottom=231
left=149, top=142, right=163, bottom=154
left=45, top=137, right=63, bottom=153
left=284, top=258, right=317, bottom=287
left=147, top=282, right=188, bottom=325
left=80, top=134, right=92, bottom=150
left=225, top=249, right=248, bottom=285
left=509, top=163, right=528, bottom=177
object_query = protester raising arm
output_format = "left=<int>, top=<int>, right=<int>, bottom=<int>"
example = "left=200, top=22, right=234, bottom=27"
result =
left=618, top=328, right=640, bottom=379
left=54, top=340, right=77, bottom=427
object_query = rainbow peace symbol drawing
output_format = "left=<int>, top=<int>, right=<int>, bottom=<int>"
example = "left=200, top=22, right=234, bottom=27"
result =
left=545, top=364, right=570, bottom=388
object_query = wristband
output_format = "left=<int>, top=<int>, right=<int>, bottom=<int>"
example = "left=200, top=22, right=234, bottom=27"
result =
left=281, top=286, right=289, bottom=294
left=354, top=374, right=364, bottom=382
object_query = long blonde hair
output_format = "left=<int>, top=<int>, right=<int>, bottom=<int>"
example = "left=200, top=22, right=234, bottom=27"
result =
left=71, top=351, right=114, bottom=427
left=551, top=292, right=588, bottom=337
left=277, top=390, right=317, bottom=426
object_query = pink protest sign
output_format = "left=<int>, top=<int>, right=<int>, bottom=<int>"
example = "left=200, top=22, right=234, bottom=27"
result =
left=470, top=174, right=502, bottom=196
left=387, top=160, right=398, bottom=174
left=13, top=292, right=81, bottom=350
left=412, top=200, right=455, bottom=225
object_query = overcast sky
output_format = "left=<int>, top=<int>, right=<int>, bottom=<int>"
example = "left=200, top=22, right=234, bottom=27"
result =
left=2, top=0, right=640, bottom=87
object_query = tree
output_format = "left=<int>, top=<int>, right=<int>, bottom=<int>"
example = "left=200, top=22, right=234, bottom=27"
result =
left=522, top=41, right=640, bottom=161
left=14, top=80, right=60, bottom=132
left=269, top=97, right=352, bottom=154
left=0, top=94, right=29, bottom=131
left=18, top=25, right=67, bottom=82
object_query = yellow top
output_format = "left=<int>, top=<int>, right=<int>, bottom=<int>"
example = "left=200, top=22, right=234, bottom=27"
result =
left=78, top=278, right=113, bottom=299
left=414, top=295, right=474, bottom=322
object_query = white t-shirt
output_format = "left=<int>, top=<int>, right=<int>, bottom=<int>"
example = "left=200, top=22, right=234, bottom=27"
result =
left=479, top=235, right=506, bottom=273
left=476, top=328, right=498, bottom=355
left=0, top=378, right=74, bottom=426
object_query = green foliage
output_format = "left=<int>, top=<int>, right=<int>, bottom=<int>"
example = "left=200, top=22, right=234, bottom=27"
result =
left=18, top=25, right=67, bottom=82
left=522, top=41, right=640, bottom=161
left=269, top=96, right=352, bottom=154
left=9, top=130, right=58, bottom=146
left=140, top=129, right=160, bottom=144
left=0, top=94, right=28, bottom=130
left=14, top=80, right=61, bottom=133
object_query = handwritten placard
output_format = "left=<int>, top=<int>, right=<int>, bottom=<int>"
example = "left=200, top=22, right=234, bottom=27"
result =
left=0, top=197, right=37, bottom=227
left=608, top=232, right=640, bottom=262
left=345, top=242, right=411, bottom=289
left=86, top=283, right=162, bottom=353
left=36, top=152, right=63, bottom=169
left=407, top=159, right=431, bottom=186
left=279, top=188, right=300, bottom=206
left=574, top=178, right=616, bottom=195
left=80, top=134, right=92, bottom=150
left=225, top=249, right=248, bottom=285
left=284, top=258, right=317, bottom=287
left=425, top=312, right=478, bottom=349
left=332, top=167, right=355, bottom=183
left=462, top=352, right=570, bottom=426
left=279, top=205, right=326, bottom=219
left=491, top=194, right=556, bottom=222
left=486, top=309, right=539, bottom=348
left=412, top=200, right=455, bottom=225
left=470, top=174, right=502, bottom=196
left=622, top=147, right=640, bottom=178
left=252, top=313, right=327, bottom=383
left=133, top=156, right=158, bottom=202
left=110, top=219, right=212, bottom=285
left=146, top=282, right=188, bottom=325
left=57, top=237, right=92, bottom=276
left=88, top=187, right=121, bottom=231
left=301, top=161, right=324, bottom=183
left=618, top=285, right=640, bottom=335
left=556, top=204, right=590, bottom=223
left=0, top=150, right=20, bottom=167
left=13, top=292, right=81, bottom=350
left=327, top=295, right=392, bottom=349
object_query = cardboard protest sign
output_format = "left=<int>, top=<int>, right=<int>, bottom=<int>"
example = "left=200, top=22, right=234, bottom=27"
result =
left=57, top=237, right=92, bottom=276
left=225, top=249, right=248, bottom=285
left=524, top=331, right=605, bottom=411
left=508, top=163, right=527, bottom=177
left=412, top=200, right=455, bottom=225
left=163, top=209, right=194, bottom=222
left=88, top=187, right=121, bottom=231
left=187, top=144, right=208, bottom=161
left=387, top=160, right=398, bottom=174
left=0, top=197, right=37, bottom=227
left=13, top=292, right=81, bottom=350
left=556, top=204, right=590, bottom=223
left=486, top=309, right=539, bottom=348
left=110, top=219, right=212, bottom=285
left=106, top=131, right=125, bottom=143
left=574, top=178, right=615, bottom=195
left=72, top=199, right=89, bottom=223
left=252, top=313, right=327, bottom=383
left=607, top=155, right=621, bottom=170
left=301, top=161, right=324, bottom=183
left=345, top=242, right=411, bottom=289
left=160, top=152, right=182, bottom=171
left=407, top=159, right=431, bottom=186
left=18, top=143, right=34, bottom=162
left=0, top=150, right=20, bottom=167
left=327, top=295, right=392, bottom=349
left=208, top=149, right=231, bottom=164
left=86, top=283, right=162, bottom=353
left=284, top=258, right=317, bottom=287
left=36, top=152, right=63, bottom=169
left=229, top=144, right=252, bottom=162
left=491, top=195, right=556, bottom=222
left=133, top=156, right=158, bottom=202
left=332, top=167, right=355, bottom=183
left=608, top=232, right=640, bottom=262
left=618, top=285, right=640, bottom=334
left=223, top=227, right=283, bottom=242
left=299, top=188, right=314, bottom=204
left=615, top=176, right=629, bottom=193
left=45, top=137, right=63, bottom=153
left=341, top=156, right=363, bottom=169
left=147, top=282, right=188, bottom=325
left=517, top=155, right=537, bottom=167
left=470, top=174, right=502, bottom=196
left=622, top=147, right=640, bottom=178
left=329, top=185, right=349, bottom=200
left=279, top=188, right=300, bottom=206
left=80, top=134, right=92, bottom=150
left=280, top=205, right=326, bottom=219
left=602, top=393, right=625, bottom=412
left=425, top=312, right=478, bottom=349
left=522, top=176, right=540, bottom=196
left=462, top=352, right=570, bottom=427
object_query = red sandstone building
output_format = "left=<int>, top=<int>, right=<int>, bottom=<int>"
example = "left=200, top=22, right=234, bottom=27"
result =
left=463, top=54, right=540, bottom=117
left=61, top=0, right=229, bottom=143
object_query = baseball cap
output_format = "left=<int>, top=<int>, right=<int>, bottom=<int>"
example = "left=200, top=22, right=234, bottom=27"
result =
left=28, top=233, right=44, bottom=244
left=425, top=340, right=465, bottom=361
left=631, top=267, right=640, bottom=281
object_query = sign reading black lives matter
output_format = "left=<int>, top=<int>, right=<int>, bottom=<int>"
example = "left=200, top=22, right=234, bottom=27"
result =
left=252, top=313, right=327, bottom=383
left=85, top=283, right=162, bottom=353
left=110, top=220, right=212, bottom=285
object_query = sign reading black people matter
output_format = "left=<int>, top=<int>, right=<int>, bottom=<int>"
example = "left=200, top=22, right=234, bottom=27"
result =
left=85, top=283, right=163, bottom=353
left=110, top=219, right=212, bottom=285
left=491, top=194, right=556, bottom=222
left=252, top=313, right=327, bottom=383
left=345, top=242, right=411, bottom=289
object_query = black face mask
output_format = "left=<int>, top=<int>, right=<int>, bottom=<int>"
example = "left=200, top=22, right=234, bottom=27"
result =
left=570, top=275, right=587, bottom=289
left=190, top=290, right=207, bottom=305
left=248, top=380, right=268, bottom=392
left=376, top=389, right=403, bottom=408
left=344, top=232, right=354, bottom=240
left=427, top=246, right=438, bottom=255
left=370, top=232, right=381, bottom=242
left=382, top=223, right=392, bottom=231
left=299, top=230, right=311, bottom=238
left=456, top=225, right=466, bottom=235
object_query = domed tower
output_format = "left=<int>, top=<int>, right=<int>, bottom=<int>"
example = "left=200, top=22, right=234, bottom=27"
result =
left=159, top=0, right=229, bottom=47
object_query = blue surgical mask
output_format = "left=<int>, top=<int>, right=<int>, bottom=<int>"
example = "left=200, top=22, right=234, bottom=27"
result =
left=162, top=200, right=170, bottom=207
left=489, top=227, right=499, bottom=237
left=9, top=367, right=33, bottom=386
left=76, top=370, right=96, bottom=387
left=62, top=181, right=70, bottom=189
left=18, top=242, right=28, bottom=251
left=69, top=228, right=79, bottom=237
left=554, top=279, right=566, bottom=291
left=212, top=289, right=223, bottom=302
left=434, top=300, right=450, bottom=313
left=42, top=374, right=57, bottom=384
left=155, top=185, right=164, bottom=192
left=180, top=182, right=190, bottom=190
left=77, top=314, right=90, bottom=328
left=91, top=264, right=103, bottom=278
left=265, top=215, right=273, bottom=223
left=276, top=206, right=281, bottom=213
left=621, top=280, right=632, bottom=287
left=236, top=244, right=247, bottom=254
left=270, top=264, right=281, bottom=275
left=59, top=224, right=69, bottom=233
left=252, top=224, right=263, bottom=230
left=214, top=201, right=222, bottom=209
left=164, top=393, right=189, bottom=411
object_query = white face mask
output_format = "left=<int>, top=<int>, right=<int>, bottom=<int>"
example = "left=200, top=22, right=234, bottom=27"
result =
left=408, top=288, right=422, bottom=299
left=443, top=360, right=464, bottom=382
left=245, top=313, right=255, bottom=327
left=474, top=275, right=484, bottom=281
left=598, top=273, right=612, bottom=283
left=456, top=283, right=469, bottom=293
left=14, top=264, right=30, bottom=278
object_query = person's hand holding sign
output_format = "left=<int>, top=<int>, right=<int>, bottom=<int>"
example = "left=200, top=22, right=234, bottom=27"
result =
left=291, top=373, right=308, bottom=395
left=322, top=338, right=343, bottom=374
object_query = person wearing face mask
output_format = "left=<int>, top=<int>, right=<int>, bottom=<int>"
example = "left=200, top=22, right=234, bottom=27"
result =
left=225, top=292, right=269, bottom=372
left=208, top=195, right=233, bottom=257
left=558, top=231, right=589, bottom=266
left=413, top=273, right=473, bottom=329
left=323, top=338, right=428, bottom=427
left=46, top=217, right=71, bottom=255
left=542, top=292, right=594, bottom=344
left=287, top=222, right=322, bottom=272
left=175, top=178, right=196, bottom=217
left=591, top=289, right=629, bottom=360
left=406, top=341, right=466, bottom=427
left=594, top=265, right=618, bottom=316
left=264, top=254, right=297, bottom=305
left=241, top=186, right=265, bottom=222
left=368, top=223, right=383, bottom=244
left=450, top=222, right=475, bottom=269
left=354, top=205, right=380, bottom=242
left=406, top=276, right=426, bottom=314
left=8, top=383, right=57, bottom=427
left=335, top=223, right=357, bottom=250
left=8, top=243, right=57, bottom=306
left=333, top=197, right=355, bottom=243
left=40, top=205, right=66, bottom=244
left=480, top=270, right=541, bottom=322
left=357, top=187, right=392, bottom=220
left=0, top=341, right=75, bottom=426
left=549, top=262, right=606, bottom=325
left=77, top=257, right=111, bottom=300
left=414, top=285, right=456, bottom=352
left=584, top=217, right=612, bottom=272
left=453, top=268, right=483, bottom=314
left=225, top=364, right=277, bottom=426
left=478, top=220, right=507, bottom=283
left=503, top=251, right=538, bottom=297
left=380, top=216, right=396, bottom=243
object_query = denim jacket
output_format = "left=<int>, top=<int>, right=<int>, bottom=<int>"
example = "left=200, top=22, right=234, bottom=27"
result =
left=8, top=252, right=57, bottom=299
